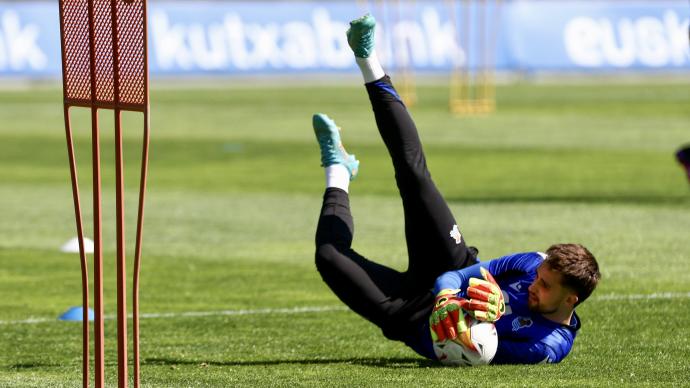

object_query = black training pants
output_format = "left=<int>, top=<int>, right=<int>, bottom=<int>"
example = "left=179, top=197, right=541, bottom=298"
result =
left=314, top=76, right=476, bottom=342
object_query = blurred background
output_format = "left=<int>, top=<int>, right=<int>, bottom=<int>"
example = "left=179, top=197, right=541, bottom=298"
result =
left=2, top=0, right=689, bottom=86
left=1, top=1, right=689, bottom=386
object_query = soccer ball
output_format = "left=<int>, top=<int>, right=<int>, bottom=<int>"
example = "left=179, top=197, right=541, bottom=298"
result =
left=433, top=315, right=498, bottom=367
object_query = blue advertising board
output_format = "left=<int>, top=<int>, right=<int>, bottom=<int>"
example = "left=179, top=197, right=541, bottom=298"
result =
left=0, top=1, right=688, bottom=78
left=507, top=1, right=690, bottom=71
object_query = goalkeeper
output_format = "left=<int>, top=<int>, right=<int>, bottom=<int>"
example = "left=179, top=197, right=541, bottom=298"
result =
left=313, top=14, right=601, bottom=364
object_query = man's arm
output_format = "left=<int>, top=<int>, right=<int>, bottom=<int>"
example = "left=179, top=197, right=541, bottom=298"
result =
left=433, top=252, right=544, bottom=295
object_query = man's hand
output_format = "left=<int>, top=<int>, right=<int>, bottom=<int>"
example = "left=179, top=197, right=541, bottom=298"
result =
left=429, top=289, right=469, bottom=342
left=465, top=267, right=505, bottom=322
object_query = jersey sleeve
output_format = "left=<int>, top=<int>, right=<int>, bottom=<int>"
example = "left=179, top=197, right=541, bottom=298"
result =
left=433, top=252, right=544, bottom=295
left=492, top=325, right=575, bottom=364
left=491, top=339, right=562, bottom=364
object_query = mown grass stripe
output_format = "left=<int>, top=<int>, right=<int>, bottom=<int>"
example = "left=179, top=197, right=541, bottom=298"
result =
left=2, top=292, right=689, bottom=326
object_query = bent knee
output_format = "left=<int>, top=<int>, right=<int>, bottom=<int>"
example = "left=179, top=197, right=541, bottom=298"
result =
left=315, top=243, right=341, bottom=269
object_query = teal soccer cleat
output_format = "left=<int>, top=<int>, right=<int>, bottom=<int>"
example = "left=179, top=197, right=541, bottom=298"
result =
left=313, top=113, right=359, bottom=180
left=347, top=14, right=376, bottom=58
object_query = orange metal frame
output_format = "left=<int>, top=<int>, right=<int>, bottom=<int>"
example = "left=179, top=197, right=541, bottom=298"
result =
left=58, top=1, right=149, bottom=387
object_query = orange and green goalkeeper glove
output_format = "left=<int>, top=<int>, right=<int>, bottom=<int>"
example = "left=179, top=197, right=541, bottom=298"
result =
left=429, top=289, right=469, bottom=342
left=465, top=267, right=505, bottom=322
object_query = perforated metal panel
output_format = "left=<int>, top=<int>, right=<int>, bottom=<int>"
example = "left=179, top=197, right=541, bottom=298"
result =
left=60, top=0, right=92, bottom=104
left=116, top=0, right=146, bottom=106
left=93, top=0, right=115, bottom=103
left=59, top=0, right=148, bottom=111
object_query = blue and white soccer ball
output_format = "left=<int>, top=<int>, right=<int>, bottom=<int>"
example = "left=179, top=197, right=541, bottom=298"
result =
left=433, top=316, right=498, bottom=367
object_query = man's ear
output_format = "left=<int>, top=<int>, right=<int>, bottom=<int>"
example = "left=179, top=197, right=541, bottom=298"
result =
left=566, top=292, right=578, bottom=307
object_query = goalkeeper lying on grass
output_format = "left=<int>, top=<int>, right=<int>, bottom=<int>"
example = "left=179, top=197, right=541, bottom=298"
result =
left=313, top=14, right=601, bottom=364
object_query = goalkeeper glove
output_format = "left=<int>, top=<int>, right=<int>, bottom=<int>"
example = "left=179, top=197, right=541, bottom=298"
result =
left=465, top=267, right=505, bottom=322
left=429, top=289, right=469, bottom=342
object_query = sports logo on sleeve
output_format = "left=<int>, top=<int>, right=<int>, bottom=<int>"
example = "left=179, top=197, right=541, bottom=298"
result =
left=511, top=317, right=533, bottom=331
left=449, top=225, right=462, bottom=244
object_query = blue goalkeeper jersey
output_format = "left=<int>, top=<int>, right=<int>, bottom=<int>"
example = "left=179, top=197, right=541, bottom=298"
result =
left=407, top=252, right=580, bottom=364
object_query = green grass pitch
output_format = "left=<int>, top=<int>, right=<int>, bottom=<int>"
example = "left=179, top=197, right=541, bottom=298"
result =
left=1, top=80, right=689, bottom=386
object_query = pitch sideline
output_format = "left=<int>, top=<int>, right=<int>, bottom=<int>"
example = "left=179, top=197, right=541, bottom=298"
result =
left=1, top=292, right=689, bottom=326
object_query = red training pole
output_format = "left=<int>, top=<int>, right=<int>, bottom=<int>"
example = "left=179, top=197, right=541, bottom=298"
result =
left=59, top=1, right=150, bottom=386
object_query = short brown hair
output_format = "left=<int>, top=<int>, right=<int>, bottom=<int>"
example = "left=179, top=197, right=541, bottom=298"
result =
left=544, top=243, right=600, bottom=306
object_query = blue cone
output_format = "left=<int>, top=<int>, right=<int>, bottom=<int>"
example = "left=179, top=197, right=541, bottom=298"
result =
left=59, top=306, right=94, bottom=321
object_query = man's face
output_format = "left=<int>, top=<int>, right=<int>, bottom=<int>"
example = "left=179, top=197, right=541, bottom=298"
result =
left=527, top=263, right=575, bottom=314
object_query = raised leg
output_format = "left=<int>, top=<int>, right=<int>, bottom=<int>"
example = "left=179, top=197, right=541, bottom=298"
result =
left=348, top=15, right=475, bottom=291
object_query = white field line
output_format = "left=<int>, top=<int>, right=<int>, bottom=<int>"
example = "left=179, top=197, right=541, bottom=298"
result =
left=134, top=305, right=349, bottom=319
left=1, top=292, right=689, bottom=326
left=0, top=305, right=348, bottom=326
